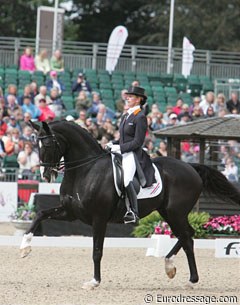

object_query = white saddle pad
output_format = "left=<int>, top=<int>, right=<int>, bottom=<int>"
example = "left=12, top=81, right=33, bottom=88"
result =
left=111, top=153, right=162, bottom=199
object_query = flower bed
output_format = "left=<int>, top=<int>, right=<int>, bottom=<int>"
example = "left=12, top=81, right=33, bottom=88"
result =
left=132, top=211, right=240, bottom=238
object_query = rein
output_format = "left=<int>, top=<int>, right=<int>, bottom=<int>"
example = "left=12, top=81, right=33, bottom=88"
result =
left=38, top=134, right=110, bottom=171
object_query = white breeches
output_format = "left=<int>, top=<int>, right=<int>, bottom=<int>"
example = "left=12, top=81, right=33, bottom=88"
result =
left=111, top=145, right=136, bottom=187
left=122, top=152, right=136, bottom=187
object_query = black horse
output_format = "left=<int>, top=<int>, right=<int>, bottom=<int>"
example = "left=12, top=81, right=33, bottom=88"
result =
left=20, top=120, right=240, bottom=289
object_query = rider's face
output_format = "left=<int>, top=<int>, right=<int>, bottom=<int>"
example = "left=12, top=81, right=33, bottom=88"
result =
left=126, top=95, right=141, bottom=108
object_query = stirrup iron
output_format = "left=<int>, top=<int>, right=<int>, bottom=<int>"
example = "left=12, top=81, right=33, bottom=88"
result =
left=123, top=209, right=139, bottom=224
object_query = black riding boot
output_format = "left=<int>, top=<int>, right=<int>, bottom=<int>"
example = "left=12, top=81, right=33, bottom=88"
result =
left=123, top=182, right=139, bottom=224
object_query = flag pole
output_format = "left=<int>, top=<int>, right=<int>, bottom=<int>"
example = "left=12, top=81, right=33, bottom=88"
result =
left=167, top=0, right=175, bottom=74
left=52, top=0, right=59, bottom=55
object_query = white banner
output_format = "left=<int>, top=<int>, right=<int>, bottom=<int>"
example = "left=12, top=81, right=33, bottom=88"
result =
left=0, top=182, right=18, bottom=221
left=106, top=25, right=128, bottom=73
left=38, top=183, right=60, bottom=194
left=181, top=37, right=195, bottom=77
left=215, top=239, right=240, bottom=258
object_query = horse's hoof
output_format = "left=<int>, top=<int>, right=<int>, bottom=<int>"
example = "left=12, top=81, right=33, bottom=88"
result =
left=82, top=279, right=100, bottom=290
left=20, top=246, right=32, bottom=258
left=166, top=266, right=176, bottom=279
left=185, top=281, right=197, bottom=289
left=165, top=258, right=176, bottom=279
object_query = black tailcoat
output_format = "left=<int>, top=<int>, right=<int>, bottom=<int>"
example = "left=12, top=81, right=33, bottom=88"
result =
left=118, top=109, right=155, bottom=187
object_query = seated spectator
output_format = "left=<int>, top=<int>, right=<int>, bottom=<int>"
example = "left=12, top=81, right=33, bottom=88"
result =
left=166, top=112, right=179, bottom=126
left=215, top=93, right=226, bottom=114
left=20, top=125, right=33, bottom=142
left=222, top=156, right=239, bottom=183
left=189, top=96, right=201, bottom=115
left=0, top=97, right=9, bottom=118
left=156, top=141, right=168, bottom=157
left=75, top=110, right=87, bottom=129
left=17, top=141, right=39, bottom=179
left=0, top=112, right=8, bottom=137
left=29, top=81, right=39, bottom=99
left=162, top=105, right=173, bottom=125
left=226, top=92, right=240, bottom=114
left=4, top=128, right=23, bottom=156
left=199, top=91, right=216, bottom=115
left=151, top=112, right=165, bottom=131
left=72, top=73, right=92, bottom=96
left=20, top=112, right=32, bottom=130
left=46, top=70, right=65, bottom=95
left=205, top=106, right=215, bottom=118
left=178, top=112, right=192, bottom=124
left=7, top=115, right=22, bottom=132
left=19, top=46, right=35, bottom=72
left=35, top=48, right=51, bottom=75
left=99, top=118, right=115, bottom=141
left=87, top=122, right=102, bottom=141
left=172, top=98, right=184, bottom=115
left=49, top=88, right=65, bottom=117
left=75, top=90, right=91, bottom=112
left=18, top=85, right=34, bottom=106
left=6, top=94, right=22, bottom=117
left=34, top=85, right=52, bottom=107
left=115, top=89, right=127, bottom=115
left=96, top=104, right=116, bottom=126
left=218, top=108, right=228, bottom=118
left=148, top=104, right=161, bottom=122
left=191, top=106, right=204, bottom=120
left=50, top=49, right=64, bottom=72
left=143, top=137, right=156, bottom=158
left=132, top=80, right=140, bottom=87
left=4, top=84, right=18, bottom=104
left=21, top=95, right=41, bottom=120
left=87, top=92, right=102, bottom=118
left=38, top=98, right=56, bottom=122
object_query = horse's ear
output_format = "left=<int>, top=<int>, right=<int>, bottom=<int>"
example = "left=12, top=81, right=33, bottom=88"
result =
left=42, top=121, right=52, bottom=135
left=28, top=120, right=40, bottom=132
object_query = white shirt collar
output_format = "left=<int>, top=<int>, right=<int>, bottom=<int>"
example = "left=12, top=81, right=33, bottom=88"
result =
left=127, top=105, right=141, bottom=116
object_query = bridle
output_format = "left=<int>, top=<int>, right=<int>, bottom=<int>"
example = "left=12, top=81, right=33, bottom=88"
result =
left=38, top=133, right=110, bottom=172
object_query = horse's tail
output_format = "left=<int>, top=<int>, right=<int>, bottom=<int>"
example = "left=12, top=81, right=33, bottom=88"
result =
left=189, top=163, right=240, bottom=206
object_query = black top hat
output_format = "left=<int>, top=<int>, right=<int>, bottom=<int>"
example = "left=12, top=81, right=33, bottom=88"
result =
left=125, top=86, right=147, bottom=102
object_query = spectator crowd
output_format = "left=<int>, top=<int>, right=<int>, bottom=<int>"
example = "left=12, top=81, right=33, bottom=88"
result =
left=0, top=46, right=240, bottom=182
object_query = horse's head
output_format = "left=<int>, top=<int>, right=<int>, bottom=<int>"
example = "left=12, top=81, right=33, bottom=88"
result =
left=29, top=121, right=62, bottom=183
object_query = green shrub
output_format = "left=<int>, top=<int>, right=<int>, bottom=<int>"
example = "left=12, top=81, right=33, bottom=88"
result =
left=132, top=211, right=162, bottom=237
left=132, top=211, right=210, bottom=238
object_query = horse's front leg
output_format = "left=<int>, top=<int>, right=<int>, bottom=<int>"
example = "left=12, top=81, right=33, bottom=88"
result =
left=20, top=205, right=68, bottom=258
left=82, top=218, right=107, bottom=290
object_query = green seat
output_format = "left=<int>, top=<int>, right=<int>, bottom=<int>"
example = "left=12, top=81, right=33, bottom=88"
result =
left=202, top=82, right=214, bottom=94
left=103, top=98, right=115, bottom=111
left=164, top=86, right=177, bottom=96
left=100, top=89, right=113, bottom=99
left=62, top=96, right=74, bottom=110
left=178, top=93, right=192, bottom=105
left=99, top=82, right=112, bottom=90
left=160, top=73, right=173, bottom=87
left=2, top=155, right=19, bottom=168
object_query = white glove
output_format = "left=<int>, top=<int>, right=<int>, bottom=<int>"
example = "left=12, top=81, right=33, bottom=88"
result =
left=111, top=144, right=120, bottom=153
left=105, top=141, right=113, bottom=150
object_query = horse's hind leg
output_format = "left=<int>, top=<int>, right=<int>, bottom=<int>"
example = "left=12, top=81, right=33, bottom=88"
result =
left=20, top=205, right=68, bottom=258
left=165, top=207, right=199, bottom=286
left=157, top=208, right=182, bottom=279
